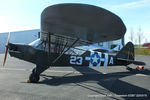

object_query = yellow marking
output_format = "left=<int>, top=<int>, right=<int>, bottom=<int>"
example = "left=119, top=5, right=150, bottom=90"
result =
left=27, top=80, right=30, bottom=83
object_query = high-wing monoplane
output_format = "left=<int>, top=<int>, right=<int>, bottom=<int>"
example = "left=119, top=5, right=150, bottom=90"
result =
left=3, top=3, right=145, bottom=83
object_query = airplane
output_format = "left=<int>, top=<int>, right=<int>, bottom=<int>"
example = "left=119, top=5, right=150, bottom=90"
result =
left=2, top=3, right=145, bottom=83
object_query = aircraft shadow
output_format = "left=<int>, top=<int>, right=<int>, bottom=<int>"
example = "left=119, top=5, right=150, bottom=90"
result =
left=40, top=67, right=150, bottom=100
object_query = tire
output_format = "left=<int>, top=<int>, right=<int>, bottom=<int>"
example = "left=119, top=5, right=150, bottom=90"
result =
left=29, top=73, right=40, bottom=83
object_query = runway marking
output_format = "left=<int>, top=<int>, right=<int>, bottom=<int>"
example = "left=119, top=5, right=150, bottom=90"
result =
left=0, top=68, right=28, bottom=71
left=0, top=68, right=107, bottom=74
left=46, top=70, right=80, bottom=74
left=135, top=74, right=148, bottom=76
left=0, top=68, right=148, bottom=76
left=0, top=68, right=101, bottom=74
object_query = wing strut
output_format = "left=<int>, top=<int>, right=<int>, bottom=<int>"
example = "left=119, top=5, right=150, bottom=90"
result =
left=48, top=32, right=52, bottom=63
left=52, top=38, right=80, bottom=63
left=60, top=41, right=68, bottom=54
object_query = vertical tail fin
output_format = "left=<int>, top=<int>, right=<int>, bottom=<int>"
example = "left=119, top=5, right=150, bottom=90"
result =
left=116, top=42, right=134, bottom=60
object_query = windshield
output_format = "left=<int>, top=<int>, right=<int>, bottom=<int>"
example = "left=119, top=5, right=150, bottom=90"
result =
left=28, top=39, right=85, bottom=55
left=29, top=39, right=42, bottom=47
left=29, top=39, right=45, bottom=50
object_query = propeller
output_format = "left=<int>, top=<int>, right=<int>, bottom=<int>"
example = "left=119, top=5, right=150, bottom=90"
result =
left=3, top=32, right=10, bottom=67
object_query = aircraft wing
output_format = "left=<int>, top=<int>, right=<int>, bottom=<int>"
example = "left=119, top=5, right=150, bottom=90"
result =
left=41, top=3, right=126, bottom=43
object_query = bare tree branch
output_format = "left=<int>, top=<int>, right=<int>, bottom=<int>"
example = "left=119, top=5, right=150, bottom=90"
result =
left=137, top=26, right=144, bottom=45
left=129, top=27, right=134, bottom=43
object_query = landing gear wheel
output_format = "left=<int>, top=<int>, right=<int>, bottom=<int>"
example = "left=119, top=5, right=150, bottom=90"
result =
left=136, top=66, right=144, bottom=70
left=28, top=73, right=40, bottom=83
left=126, top=67, right=133, bottom=71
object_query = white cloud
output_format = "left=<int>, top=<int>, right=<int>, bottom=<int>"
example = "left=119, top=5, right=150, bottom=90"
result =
left=0, top=25, right=38, bottom=33
left=112, top=0, right=150, bottom=9
left=0, top=16, right=39, bottom=33
left=125, top=28, right=150, bottom=44
left=0, top=21, right=38, bottom=33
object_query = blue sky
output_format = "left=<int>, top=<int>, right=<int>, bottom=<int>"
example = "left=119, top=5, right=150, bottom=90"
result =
left=0, top=0, right=150, bottom=44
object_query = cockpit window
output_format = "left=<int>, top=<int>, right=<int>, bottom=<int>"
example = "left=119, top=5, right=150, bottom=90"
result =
left=28, top=37, right=84, bottom=55
left=29, top=39, right=45, bottom=50
left=29, top=39, right=42, bottom=47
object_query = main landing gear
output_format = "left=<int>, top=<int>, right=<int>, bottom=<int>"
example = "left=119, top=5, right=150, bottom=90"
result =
left=27, top=68, right=40, bottom=83
left=27, top=65, right=49, bottom=83
left=28, top=73, right=40, bottom=83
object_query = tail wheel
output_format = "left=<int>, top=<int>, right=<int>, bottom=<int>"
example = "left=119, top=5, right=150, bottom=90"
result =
left=136, top=66, right=144, bottom=70
left=28, top=73, right=40, bottom=83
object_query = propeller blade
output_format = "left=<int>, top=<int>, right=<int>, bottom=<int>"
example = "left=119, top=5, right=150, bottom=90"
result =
left=3, top=32, right=10, bottom=67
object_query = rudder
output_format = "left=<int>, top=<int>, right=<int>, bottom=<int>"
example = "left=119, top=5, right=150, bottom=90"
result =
left=116, top=42, right=134, bottom=60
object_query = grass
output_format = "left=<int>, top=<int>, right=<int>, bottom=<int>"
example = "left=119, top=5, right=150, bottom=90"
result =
left=135, top=48, right=150, bottom=55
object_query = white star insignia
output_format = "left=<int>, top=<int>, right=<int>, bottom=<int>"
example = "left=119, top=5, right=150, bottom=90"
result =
left=91, top=55, right=99, bottom=64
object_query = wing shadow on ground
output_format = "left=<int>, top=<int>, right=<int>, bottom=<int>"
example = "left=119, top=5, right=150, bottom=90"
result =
left=40, top=66, right=150, bottom=99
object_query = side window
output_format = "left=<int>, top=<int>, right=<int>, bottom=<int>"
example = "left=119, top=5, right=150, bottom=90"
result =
left=36, top=42, right=45, bottom=50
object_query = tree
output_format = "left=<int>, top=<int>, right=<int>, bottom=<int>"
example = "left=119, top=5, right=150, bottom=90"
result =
left=137, top=27, right=144, bottom=45
left=145, top=39, right=148, bottom=43
left=129, top=27, right=134, bottom=43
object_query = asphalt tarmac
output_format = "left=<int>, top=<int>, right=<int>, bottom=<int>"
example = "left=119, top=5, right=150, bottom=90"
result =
left=0, top=54, right=150, bottom=100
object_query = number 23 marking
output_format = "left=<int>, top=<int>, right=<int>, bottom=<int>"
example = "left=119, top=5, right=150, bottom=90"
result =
left=70, top=56, right=83, bottom=65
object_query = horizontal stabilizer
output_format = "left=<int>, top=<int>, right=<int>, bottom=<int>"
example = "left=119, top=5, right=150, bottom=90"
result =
left=117, top=58, right=146, bottom=65
left=132, top=60, right=146, bottom=65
